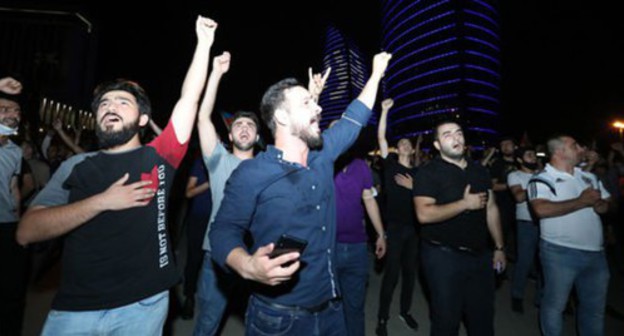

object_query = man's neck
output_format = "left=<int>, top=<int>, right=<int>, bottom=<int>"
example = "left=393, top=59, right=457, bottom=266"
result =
left=520, top=166, right=536, bottom=174
left=549, top=159, right=575, bottom=175
left=398, top=154, right=412, bottom=168
left=233, top=148, right=254, bottom=160
left=275, top=134, right=309, bottom=167
left=101, top=136, right=142, bottom=153
left=440, top=153, right=467, bottom=169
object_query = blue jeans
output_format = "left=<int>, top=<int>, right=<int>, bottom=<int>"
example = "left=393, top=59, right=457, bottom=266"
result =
left=193, top=251, right=229, bottom=336
left=336, top=242, right=368, bottom=336
left=245, top=295, right=346, bottom=336
left=421, top=241, right=494, bottom=336
left=539, top=240, right=610, bottom=336
left=511, top=220, right=540, bottom=302
left=41, top=291, right=168, bottom=336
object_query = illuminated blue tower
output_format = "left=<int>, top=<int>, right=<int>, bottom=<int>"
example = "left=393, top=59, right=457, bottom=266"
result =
left=382, top=0, right=500, bottom=145
left=319, top=25, right=373, bottom=129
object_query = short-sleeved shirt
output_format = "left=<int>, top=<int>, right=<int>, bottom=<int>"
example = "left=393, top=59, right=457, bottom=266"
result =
left=413, top=156, right=492, bottom=251
left=201, top=142, right=242, bottom=252
left=507, top=170, right=535, bottom=221
left=335, top=158, right=373, bottom=244
left=528, top=164, right=610, bottom=251
left=0, top=139, right=22, bottom=222
left=31, top=122, right=187, bottom=311
left=382, top=155, right=418, bottom=227
left=210, top=99, right=371, bottom=308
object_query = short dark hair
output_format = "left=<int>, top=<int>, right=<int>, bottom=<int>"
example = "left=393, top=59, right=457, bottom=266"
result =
left=515, top=146, right=536, bottom=159
left=499, top=136, right=516, bottom=145
left=260, top=78, right=301, bottom=134
left=432, top=119, right=462, bottom=141
left=0, top=92, right=21, bottom=106
left=91, top=79, right=151, bottom=117
left=230, top=110, right=260, bottom=131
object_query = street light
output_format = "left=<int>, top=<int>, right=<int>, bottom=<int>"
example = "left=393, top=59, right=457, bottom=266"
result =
left=613, top=121, right=624, bottom=141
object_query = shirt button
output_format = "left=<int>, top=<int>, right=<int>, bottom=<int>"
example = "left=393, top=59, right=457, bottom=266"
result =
left=312, top=185, right=316, bottom=190
left=316, top=205, right=320, bottom=210
left=322, top=226, right=326, bottom=231
left=327, top=248, right=331, bottom=253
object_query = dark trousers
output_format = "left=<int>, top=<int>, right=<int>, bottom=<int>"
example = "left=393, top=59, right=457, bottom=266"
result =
left=377, top=223, right=418, bottom=320
left=183, top=212, right=210, bottom=297
left=0, top=223, right=29, bottom=336
left=421, top=240, right=495, bottom=336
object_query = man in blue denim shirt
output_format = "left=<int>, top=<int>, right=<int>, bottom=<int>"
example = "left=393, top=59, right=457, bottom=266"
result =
left=210, top=52, right=391, bottom=335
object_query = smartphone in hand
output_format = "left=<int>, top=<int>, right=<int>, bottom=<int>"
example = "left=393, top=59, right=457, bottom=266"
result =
left=268, top=234, right=308, bottom=267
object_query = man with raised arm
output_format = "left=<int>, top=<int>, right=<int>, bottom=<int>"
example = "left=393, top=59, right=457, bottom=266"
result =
left=16, top=16, right=217, bottom=335
left=210, top=52, right=391, bottom=335
left=375, top=98, right=420, bottom=335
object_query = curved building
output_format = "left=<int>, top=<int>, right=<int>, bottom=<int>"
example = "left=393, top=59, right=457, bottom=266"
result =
left=382, top=0, right=501, bottom=146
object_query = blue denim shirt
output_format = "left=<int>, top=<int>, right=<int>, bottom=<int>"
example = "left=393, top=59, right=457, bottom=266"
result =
left=210, top=99, right=371, bottom=307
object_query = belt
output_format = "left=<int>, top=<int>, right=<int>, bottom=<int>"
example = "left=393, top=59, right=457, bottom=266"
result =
left=424, top=239, right=479, bottom=255
left=254, top=295, right=341, bottom=314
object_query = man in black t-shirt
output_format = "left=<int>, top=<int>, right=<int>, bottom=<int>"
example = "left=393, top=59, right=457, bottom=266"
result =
left=17, top=16, right=218, bottom=336
left=375, top=98, right=420, bottom=335
left=413, top=120, right=506, bottom=336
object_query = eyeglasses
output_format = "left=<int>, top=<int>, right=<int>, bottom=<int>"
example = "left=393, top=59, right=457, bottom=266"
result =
left=0, top=106, right=21, bottom=114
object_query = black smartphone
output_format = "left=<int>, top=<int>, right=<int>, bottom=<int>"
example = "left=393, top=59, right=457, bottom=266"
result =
left=268, top=234, right=308, bottom=266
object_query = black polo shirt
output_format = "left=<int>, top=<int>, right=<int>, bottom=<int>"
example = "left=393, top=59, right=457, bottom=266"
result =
left=382, top=155, right=418, bottom=227
left=413, top=156, right=492, bottom=251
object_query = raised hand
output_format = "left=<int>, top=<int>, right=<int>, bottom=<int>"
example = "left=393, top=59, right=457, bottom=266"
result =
left=381, top=98, right=394, bottom=111
left=463, top=185, right=487, bottom=210
left=0, top=77, right=22, bottom=95
left=196, top=16, right=218, bottom=46
left=97, top=173, right=155, bottom=211
left=213, top=51, right=231, bottom=76
left=308, top=67, right=331, bottom=102
left=372, top=52, right=392, bottom=79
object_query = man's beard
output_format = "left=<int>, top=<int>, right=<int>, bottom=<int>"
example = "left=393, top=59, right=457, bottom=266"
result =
left=96, top=119, right=140, bottom=149
left=292, top=124, right=323, bottom=149
left=232, top=138, right=254, bottom=152
left=523, top=162, right=539, bottom=170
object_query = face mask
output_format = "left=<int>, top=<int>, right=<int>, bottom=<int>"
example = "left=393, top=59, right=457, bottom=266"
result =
left=0, top=123, right=18, bottom=136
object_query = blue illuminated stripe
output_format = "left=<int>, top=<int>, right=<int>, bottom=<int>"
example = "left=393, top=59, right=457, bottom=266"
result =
left=389, top=108, right=458, bottom=126
left=467, top=107, right=497, bottom=115
left=389, top=94, right=459, bottom=114
left=467, top=126, right=497, bottom=134
left=471, top=0, right=497, bottom=15
left=391, top=65, right=460, bottom=90
left=388, top=37, right=457, bottom=71
left=465, top=36, right=499, bottom=52
left=382, top=0, right=425, bottom=33
left=464, top=9, right=498, bottom=27
left=386, top=11, right=454, bottom=49
left=392, top=24, right=456, bottom=54
left=465, top=50, right=500, bottom=64
left=387, top=51, right=458, bottom=82
left=467, top=93, right=499, bottom=103
left=384, top=0, right=450, bottom=37
left=465, top=64, right=500, bottom=78
left=394, top=79, right=461, bottom=101
left=466, top=78, right=499, bottom=90
left=464, top=23, right=499, bottom=40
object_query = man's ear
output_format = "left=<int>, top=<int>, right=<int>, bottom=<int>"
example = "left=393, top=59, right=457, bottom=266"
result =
left=228, top=133, right=233, bottom=142
left=139, top=114, right=149, bottom=127
left=274, top=108, right=289, bottom=127
left=433, top=140, right=440, bottom=151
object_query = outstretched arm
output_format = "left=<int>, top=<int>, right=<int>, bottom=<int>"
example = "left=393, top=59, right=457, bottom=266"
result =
left=357, top=52, right=391, bottom=109
left=170, top=16, right=217, bottom=144
left=0, top=77, right=22, bottom=94
left=198, top=52, right=230, bottom=158
left=52, top=119, right=84, bottom=154
left=377, top=98, right=393, bottom=159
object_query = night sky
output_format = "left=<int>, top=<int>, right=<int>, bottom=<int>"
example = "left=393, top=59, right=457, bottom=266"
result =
left=5, top=0, right=624, bottom=149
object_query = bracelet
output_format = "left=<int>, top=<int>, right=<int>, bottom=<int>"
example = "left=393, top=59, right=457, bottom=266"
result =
left=494, top=245, right=505, bottom=252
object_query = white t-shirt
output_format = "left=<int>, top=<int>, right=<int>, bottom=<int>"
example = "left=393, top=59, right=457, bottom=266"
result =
left=528, top=164, right=610, bottom=251
left=507, top=170, right=534, bottom=221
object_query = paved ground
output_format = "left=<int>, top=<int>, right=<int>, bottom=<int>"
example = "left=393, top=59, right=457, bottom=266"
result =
left=23, top=243, right=624, bottom=335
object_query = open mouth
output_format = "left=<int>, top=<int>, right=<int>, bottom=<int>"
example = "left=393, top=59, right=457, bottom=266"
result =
left=101, top=113, right=122, bottom=126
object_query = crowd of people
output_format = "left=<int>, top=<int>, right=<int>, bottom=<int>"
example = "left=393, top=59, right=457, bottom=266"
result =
left=1, top=14, right=622, bottom=336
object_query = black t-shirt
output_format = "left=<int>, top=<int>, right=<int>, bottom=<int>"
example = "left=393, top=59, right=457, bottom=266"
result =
left=382, top=155, right=418, bottom=227
left=32, top=122, right=187, bottom=311
left=413, top=156, right=492, bottom=251
left=489, top=157, right=516, bottom=209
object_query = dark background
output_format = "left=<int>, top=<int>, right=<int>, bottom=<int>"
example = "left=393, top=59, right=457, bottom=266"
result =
left=3, top=0, right=624, bottom=148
